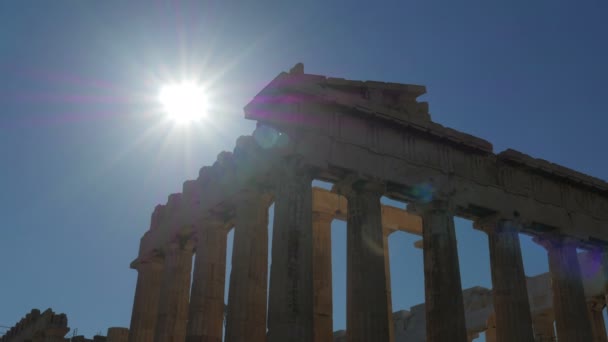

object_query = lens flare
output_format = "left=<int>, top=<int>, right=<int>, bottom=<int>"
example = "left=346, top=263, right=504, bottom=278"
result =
left=409, top=183, right=434, bottom=203
left=159, top=82, right=207, bottom=124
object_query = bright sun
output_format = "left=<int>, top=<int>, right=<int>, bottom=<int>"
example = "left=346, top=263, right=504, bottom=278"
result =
left=159, top=82, right=207, bottom=124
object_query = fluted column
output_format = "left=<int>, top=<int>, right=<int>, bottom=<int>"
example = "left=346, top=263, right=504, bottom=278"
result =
left=485, top=328, right=497, bottom=342
left=128, top=256, right=164, bottom=342
left=532, top=313, right=556, bottom=342
left=267, top=158, right=314, bottom=342
left=485, top=313, right=497, bottom=342
left=108, top=328, right=129, bottom=342
left=467, top=332, right=479, bottom=342
left=536, top=237, right=593, bottom=342
left=225, top=191, right=271, bottom=342
left=477, top=218, right=534, bottom=342
left=587, top=297, right=608, bottom=342
left=411, top=200, right=467, bottom=342
left=383, top=228, right=395, bottom=342
left=312, top=211, right=334, bottom=342
left=344, top=181, right=390, bottom=342
left=154, top=240, right=194, bottom=342
left=601, top=250, right=608, bottom=317
left=186, top=219, right=228, bottom=342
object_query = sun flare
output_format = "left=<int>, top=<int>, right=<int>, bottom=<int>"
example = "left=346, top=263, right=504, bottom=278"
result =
left=159, top=82, right=207, bottom=124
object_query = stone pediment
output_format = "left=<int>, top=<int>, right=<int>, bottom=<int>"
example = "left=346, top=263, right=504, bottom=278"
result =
left=245, top=64, right=493, bottom=154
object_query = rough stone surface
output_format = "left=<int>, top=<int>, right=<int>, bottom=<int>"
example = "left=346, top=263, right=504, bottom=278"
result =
left=484, top=219, right=535, bottom=342
left=383, top=228, right=395, bottom=342
left=587, top=297, right=608, bottom=342
left=312, top=211, right=334, bottom=342
left=107, top=328, right=129, bottom=342
left=0, top=309, right=69, bottom=342
left=542, top=239, right=593, bottom=342
left=153, top=241, right=193, bottom=342
left=344, top=181, right=391, bottom=342
left=266, top=159, right=314, bottom=342
left=416, top=201, right=468, bottom=342
left=532, top=313, right=556, bottom=342
left=186, top=220, right=228, bottom=342
left=128, top=257, right=163, bottom=342
left=225, top=192, right=270, bottom=342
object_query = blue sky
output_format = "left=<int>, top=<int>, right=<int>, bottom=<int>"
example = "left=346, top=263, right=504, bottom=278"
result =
left=1, top=1, right=607, bottom=340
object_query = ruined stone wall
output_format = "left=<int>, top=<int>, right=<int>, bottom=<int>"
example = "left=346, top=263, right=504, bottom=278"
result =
left=0, top=309, right=128, bottom=342
left=0, top=309, right=68, bottom=342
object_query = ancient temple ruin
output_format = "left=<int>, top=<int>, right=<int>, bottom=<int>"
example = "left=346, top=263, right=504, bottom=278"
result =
left=126, top=64, right=608, bottom=342
left=0, top=309, right=69, bottom=342
left=0, top=309, right=128, bottom=342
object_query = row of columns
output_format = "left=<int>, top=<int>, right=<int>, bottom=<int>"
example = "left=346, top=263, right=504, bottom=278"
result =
left=128, top=162, right=608, bottom=342
left=480, top=220, right=604, bottom=342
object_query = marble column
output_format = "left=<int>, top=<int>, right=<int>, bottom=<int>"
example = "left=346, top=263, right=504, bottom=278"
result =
left=412, top=200, right=467, bottom=342
left=485, top=313, right=497, bottom=342
left=532, top=314, right=556, bottom=342
left=225, top=192, right=271, bottom=342
left=601, top=250, right=608, bottom=318
left=481, top=219, right=534, bottom=342
left=186, top=220, right=228, bottom=342
left=107, top=328, right=130, bottom=342
left=345, top=181, right=390, bottom=342
left=312, top=211, right=334, bottom=342
left=587, top=297, right=608, bottom=342
left=267, top=159, right=314, bottom=342
left=537, top=237, right=593, bottom=342
left=128, top=256, right=164, bottom=342
left=383, top=228, right=395, bottom=342
left=467, top=332, right=479, bottom=342
left=154, top=240, right=194, bottom=342
left=485, top=328, right=497, bottom=342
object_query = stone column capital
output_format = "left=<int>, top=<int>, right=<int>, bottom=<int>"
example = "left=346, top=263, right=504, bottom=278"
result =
left=351, top=180, right=386, bottom=196
left=312, top=210, right=335, bottom=223
left=587, top=296, right=606, bottom=311
left=192, top=216, right=228, bottom=248
left=199, top=215, right=228, bottom=229
left=406, top=199, right=453, bottom=216
left=473, top=215, right=524, bottom=234
left=134, top=254, right=164, bottom=270
left=333, top=175, right=385, bottom=199
left=275, top=155, right=314, bottom=178
left=588, top=244, right=608, bottom=264
left=533, top=234, right=580, bottom=252
left=233, top=187, right=273, bottom=207
left=166, top=238, right=195, bottom=254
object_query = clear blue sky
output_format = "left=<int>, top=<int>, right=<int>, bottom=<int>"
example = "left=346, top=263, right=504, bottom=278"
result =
left=1, top=1, right=607, bottom=340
